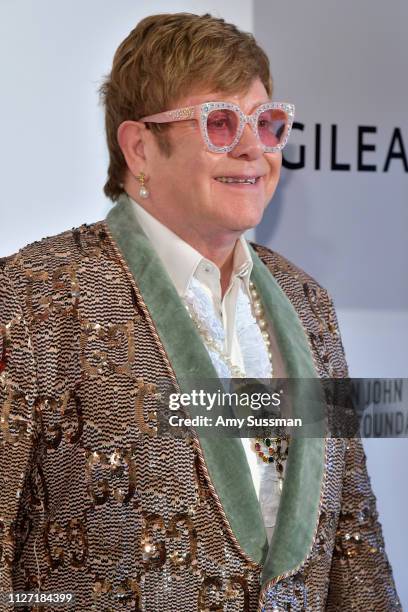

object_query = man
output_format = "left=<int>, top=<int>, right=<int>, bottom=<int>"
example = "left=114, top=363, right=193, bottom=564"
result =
left=0, top=13, right=400, bottom=611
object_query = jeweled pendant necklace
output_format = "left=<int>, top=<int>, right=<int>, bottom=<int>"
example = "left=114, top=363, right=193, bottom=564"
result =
left=184, top=278, right=290, bottom=484
left=248, top=281, right=290, bottom=490
left=250, top=436, right=290, bottom=492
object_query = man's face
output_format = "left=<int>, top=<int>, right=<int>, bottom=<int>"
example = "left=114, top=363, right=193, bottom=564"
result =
left=140, top=78, right=282, bottom=241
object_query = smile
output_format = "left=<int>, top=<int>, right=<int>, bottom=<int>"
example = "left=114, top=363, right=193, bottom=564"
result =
left=215, top=176, right=260, bottom=184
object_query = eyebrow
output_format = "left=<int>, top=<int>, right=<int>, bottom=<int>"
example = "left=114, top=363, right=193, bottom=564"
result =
left=252, top=99, right=270, bottom=107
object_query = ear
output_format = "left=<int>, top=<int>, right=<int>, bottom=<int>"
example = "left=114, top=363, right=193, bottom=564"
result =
left=117, top=120, right=148, bottom=175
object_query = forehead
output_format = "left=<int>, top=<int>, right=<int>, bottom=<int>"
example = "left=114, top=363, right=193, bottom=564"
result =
left=174, top=78, right=270, bottom=112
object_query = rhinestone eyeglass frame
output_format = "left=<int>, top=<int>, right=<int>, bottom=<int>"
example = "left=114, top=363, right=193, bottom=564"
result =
left=140, top=101, right=295, bottom=154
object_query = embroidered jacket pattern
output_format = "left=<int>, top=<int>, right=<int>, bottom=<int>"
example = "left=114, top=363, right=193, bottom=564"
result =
left=0, top=213, right=401, bottom=611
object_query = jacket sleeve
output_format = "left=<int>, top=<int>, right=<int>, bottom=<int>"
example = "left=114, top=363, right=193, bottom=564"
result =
left=324, top=294, right=401, bottom=611
left=0, top=263, right=39, bottom=598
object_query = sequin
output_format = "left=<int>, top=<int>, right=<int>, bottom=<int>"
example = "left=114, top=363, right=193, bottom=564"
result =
left=0, top=223, right=400, bottom=610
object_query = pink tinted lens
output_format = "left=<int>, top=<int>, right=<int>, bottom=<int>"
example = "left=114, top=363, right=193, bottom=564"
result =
left=206, top=109, right=239, bottom=147
left=257, top=108, right=288, bottom=147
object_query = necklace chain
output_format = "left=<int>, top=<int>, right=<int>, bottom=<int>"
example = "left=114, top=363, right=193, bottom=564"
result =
left=184, top=280, right=272, bottom=377
left=249, top=281, right=290, bottom=488
left=184, top=279, right=290, bottom=484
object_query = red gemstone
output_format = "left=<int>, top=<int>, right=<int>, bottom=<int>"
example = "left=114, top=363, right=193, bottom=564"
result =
left=254, top=443, right=261, bottom=451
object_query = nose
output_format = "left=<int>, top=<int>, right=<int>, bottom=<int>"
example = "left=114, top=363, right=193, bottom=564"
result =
left=229, top=122, right=263, bottom=160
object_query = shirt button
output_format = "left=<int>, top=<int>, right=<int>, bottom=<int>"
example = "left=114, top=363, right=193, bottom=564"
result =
left=203, top=262, right=217, bottom=275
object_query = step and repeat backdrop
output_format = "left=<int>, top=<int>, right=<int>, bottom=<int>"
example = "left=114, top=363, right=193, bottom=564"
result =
left=255, top=0, right=407, bottom=311
left=254, top=1, right=407, bottom=601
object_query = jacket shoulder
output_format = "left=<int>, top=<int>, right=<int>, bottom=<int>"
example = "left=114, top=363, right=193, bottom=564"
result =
left=1, top=221, right=115, bottom=307
left=250, top=241, right=325, bottom=292
left=2, top=221, right=110, bottom=272
left=251, top=242, right=349, bottom=377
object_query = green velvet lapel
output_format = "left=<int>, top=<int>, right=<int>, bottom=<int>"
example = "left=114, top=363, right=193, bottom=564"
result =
left=105, top=193, right=325, bottom=585
left=105, top=194, right=268, bottom=564
left=249, top=250, right=325, bottom=583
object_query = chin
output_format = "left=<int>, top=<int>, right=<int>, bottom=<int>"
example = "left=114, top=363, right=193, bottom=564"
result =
left=227, top=203, right=265, bottom=232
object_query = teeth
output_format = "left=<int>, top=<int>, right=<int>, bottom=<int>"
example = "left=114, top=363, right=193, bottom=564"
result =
left=215, top=176, right=257, bottom=184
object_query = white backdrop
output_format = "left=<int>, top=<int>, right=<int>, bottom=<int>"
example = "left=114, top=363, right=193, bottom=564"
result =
left=0, top=0, right=252, bottom=255
left=0, top=0, right=406, bottom=606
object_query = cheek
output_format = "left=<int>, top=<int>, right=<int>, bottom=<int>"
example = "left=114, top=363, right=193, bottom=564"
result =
left=169, top=125, right=212, bottom=169
left=174, top=146, right=215, bottom=184
left=184, top=153, right=220, bottom=194
left=264, top=153, right=282, bottom=194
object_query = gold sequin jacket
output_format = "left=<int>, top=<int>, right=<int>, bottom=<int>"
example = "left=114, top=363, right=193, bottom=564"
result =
left=0, top=194, right=401, bottom=611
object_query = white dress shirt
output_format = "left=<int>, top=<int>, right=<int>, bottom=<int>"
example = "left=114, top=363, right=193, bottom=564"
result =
left=129, top=195, right=283, bottom=542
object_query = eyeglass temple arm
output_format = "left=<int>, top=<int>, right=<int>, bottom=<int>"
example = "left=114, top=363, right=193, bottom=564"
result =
left=140, top=106, right=198, bottom=124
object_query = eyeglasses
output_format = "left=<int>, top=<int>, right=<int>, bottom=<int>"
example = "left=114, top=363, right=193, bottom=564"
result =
left=140, top=101, right=295, bottom=154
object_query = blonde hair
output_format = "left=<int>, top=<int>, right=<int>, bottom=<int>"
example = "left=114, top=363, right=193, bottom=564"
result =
left=98, top=13, right=272, bottom=202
